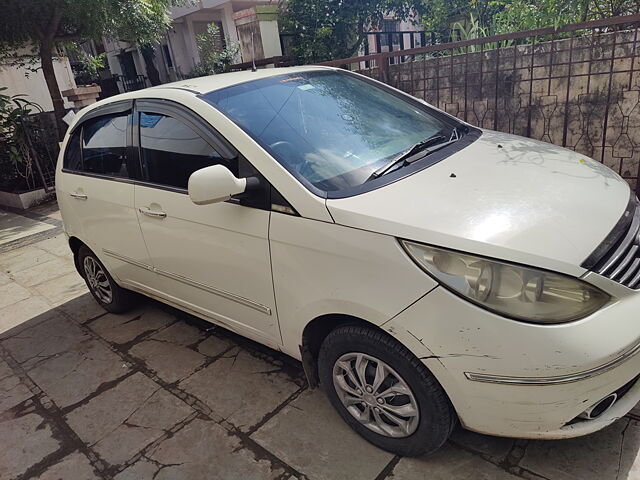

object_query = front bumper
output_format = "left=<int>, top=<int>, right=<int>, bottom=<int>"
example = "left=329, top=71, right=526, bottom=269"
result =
left=383, top=286, right=640, bottom=439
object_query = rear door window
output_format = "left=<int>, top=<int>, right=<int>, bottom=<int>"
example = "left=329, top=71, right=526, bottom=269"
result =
left=82, top=114, right=129, bottom=177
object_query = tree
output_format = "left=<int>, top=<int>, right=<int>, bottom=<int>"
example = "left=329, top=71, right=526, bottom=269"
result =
left=279, top=0, right=425, bottom=63
left=419, top=0, right=640, bottom=40
left=0, top=0, right=178, bottom=139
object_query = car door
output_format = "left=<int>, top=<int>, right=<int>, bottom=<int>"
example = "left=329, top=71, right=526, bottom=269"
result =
left=57, top=101, right=156, bottom=288
left=132, top=99, right=281, bottom=345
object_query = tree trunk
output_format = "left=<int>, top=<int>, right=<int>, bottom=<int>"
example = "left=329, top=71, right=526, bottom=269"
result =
left=40, top=41, right=67, bottom=141
left=141, top=44, right=162, bottom=86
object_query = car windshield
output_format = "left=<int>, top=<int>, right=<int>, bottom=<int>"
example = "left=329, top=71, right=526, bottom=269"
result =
left=202, top=70, right=459, bottom=193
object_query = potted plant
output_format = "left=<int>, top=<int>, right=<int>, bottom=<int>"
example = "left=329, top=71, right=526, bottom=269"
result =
left=63, top=51, right=106, bottom=108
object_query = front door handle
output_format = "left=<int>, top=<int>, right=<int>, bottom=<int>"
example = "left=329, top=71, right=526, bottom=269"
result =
left=138, top=207, right=167, bottom=219
left=69, top=192, right=87, bottom=200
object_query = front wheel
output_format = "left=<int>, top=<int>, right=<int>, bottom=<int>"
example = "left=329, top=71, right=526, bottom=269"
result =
left=77, top=246, right=137, bottom=314
left=318, top=325, right=456, bottom=456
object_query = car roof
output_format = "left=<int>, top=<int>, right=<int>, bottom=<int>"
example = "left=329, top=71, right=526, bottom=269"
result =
left=149, top=65, right=336, bottom=95
left=68, top=65, right=337, bottom=132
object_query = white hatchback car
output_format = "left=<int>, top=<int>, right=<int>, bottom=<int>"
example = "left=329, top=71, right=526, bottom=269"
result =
left=57, top=66, right=640, bottom=456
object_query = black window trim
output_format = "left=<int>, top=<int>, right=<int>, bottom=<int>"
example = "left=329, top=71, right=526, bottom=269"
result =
left=62, top=97, right=297, bottom=213
left=132, top=98, right=237, bottom=194
left=62, top=103, right=137, bottom=183
left=69, top=100, right=133, bottom=135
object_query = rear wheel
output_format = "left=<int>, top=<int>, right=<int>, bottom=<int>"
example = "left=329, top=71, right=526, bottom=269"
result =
left=318, top=325, right=456, bottom=456
left=77, top=246, right=137, bottom=314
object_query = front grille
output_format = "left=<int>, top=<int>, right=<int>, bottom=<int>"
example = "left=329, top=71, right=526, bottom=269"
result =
left=592, top=197, right=640, bottom=289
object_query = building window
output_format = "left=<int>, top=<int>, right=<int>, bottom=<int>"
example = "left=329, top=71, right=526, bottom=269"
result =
left=380, top=20, right=400, bottom=48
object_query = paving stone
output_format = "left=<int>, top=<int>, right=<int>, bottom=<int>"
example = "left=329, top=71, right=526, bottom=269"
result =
left=0, top=271, right=11, bottom=286
left=196, top=334, right=234, bottom=357
left=0, top=209, right=56, bottom=246
left=252, top=389, right=394, bottom=480
left=389, top=443, right=521, bottom=479
left=36, top=234, right=73, bottom=258
left=30, top=202, right=62, bottom=220
left=56, top=293, right=107, bottom=324
left=130, top=339, right=207, bottom=383
left=33, top=271, right=88, bottom=306
left=35, top=451, right=99, bottom=480
left=0, top=358, right=12, bottom=381
left=11, top=256, right=76, bottom=287
left=0, top=413, right=60, bottom=479
left=90, top=305, right=174, bottom=345
left=149, top=321, right=206, bottom=346
left=180, top=348, right=299, bottom=432
left=0, top=295, right=53, bottom=335
left=621, top=419, right=640, bottom=478
left=28, top=338, right=130, bottom=409
left=0, top=374, right=33, bottom=412
left=0, top=246, right=56, bottom=275
left=66, top=372, right=193, bottom=466
left=0, top=281, right=31, bottom=309
left=117, top=418, right=284, bottom=480
left=2, top=315, right=90, bottom=367
left=520, top=419, right=639, bottom=480
left=113, top=459, right=159, bottom=480
left=449, top=427, right=515, bottom=462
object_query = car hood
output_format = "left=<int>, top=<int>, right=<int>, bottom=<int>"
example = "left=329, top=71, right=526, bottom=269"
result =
left=326, top=130, right=631, bottom=276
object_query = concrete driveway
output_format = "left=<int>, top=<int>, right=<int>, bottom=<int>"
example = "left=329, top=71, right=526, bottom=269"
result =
left=1, top=203, right=640, bottom=480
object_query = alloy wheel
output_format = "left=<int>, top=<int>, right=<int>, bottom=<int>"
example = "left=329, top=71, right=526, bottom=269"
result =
left=332, top=352, right=420, bottom=438
left=83, top=256, right=113, bottom=304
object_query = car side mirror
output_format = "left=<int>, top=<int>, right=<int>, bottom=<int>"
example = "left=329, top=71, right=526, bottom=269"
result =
left=188, top=165, right=249, bottom=205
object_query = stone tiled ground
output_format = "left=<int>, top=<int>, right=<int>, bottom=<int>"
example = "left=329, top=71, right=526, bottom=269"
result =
left=1, top=203, right=640, bottom=480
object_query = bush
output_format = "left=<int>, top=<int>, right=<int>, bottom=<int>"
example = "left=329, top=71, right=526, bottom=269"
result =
left=184, top=23, right=240, bottom=78
left=0, top=88, right=45, bottom=192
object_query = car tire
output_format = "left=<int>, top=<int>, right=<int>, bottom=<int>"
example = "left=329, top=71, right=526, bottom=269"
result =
left=318, top=325, right=456, bottom=457
left=77, top=245, right=137, bottom=314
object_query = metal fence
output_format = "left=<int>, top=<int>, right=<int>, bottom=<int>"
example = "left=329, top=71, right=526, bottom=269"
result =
left=280, top=30, right=443, bottom=63
left=22, top=111, right=58, bottom=193
left=319, top=14, right=640, bottom=196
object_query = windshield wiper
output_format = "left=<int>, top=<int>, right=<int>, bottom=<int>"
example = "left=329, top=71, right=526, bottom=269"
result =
left=368, top=128, right=462, bottom=180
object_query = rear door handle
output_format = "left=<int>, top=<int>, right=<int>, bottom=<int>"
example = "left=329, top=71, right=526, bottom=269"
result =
left=69, top=192, right=87, bottom=200
left=138, top=207, right=167, bottom=219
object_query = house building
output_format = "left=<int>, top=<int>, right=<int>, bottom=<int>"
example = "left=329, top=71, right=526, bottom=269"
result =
left=102, top=0, right=281, bottom=93
left=0, top=47, right=76, bottom=111
left=98, top=1, right=426, bottom=94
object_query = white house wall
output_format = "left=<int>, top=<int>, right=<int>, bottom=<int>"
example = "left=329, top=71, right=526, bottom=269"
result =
left=0, top=57, right=76, bottom=111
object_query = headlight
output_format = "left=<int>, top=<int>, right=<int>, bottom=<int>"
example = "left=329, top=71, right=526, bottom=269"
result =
left=400, top=240, right=611, bottom=324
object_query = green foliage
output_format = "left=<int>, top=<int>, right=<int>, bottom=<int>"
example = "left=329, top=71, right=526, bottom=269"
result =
left=420, top=0, right=640, bottom=40
left=0, top=88, right=44, bottom=191
left=0, top=0, right=185, bottom=52
left=280, top=0, right=423, bottom=63
left=450, top=13, right=514, bottom=51
left=420, top=0, right=503, bottom=40
left=0, top=0, right=190, bottom=135
left=71, top=49, right=107, bottom=85
left=492, top=0, right=588, bottom=33
left=185, top=23, right=240, bottom=77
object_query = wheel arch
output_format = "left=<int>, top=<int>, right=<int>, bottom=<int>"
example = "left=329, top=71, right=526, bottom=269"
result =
left=300, top=313, right=394, bottom=388
left=68, top=236, right=86, bottom=275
